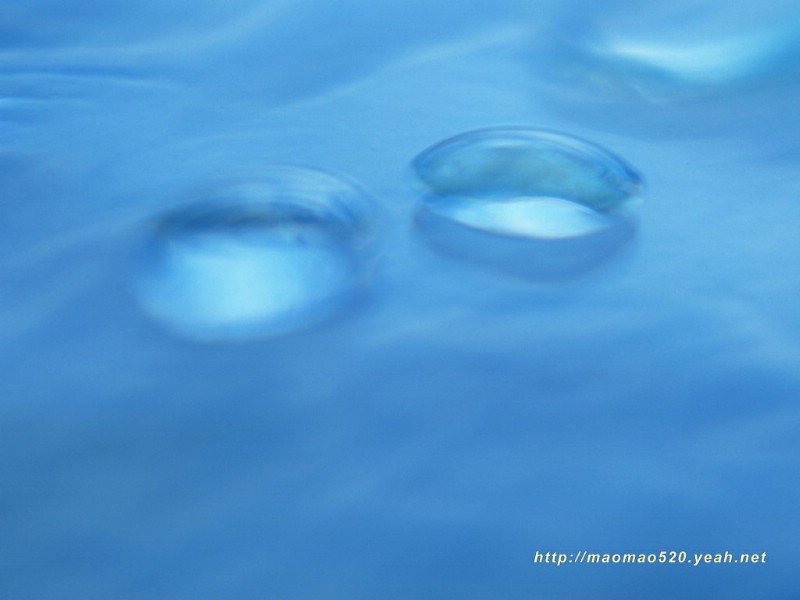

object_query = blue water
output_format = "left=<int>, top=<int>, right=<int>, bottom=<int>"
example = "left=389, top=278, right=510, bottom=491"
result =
left=2, top=1, right=800, bottom=599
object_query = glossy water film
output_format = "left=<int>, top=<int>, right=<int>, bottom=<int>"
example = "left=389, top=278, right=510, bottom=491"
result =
left=412, top=128, right=642, bottom=280
left=134, top=167, right=373, bottom=342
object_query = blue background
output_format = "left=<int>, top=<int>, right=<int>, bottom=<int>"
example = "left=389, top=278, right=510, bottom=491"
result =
left=2, top=1, right=799, bottom=598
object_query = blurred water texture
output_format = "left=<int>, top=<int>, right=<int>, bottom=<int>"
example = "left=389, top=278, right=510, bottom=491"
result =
left=2, top=1, right=800, bottom=599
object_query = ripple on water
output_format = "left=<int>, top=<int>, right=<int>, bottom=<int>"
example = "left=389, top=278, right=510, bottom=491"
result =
left=411, top=128, right=642, bottom=280
left=134, top=167, right=374, bottom=342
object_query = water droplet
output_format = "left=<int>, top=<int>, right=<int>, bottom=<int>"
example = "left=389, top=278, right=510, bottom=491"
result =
left=529, top=2, right=800, bottom=143
left=542, top=1, right=800, bottom=99
left=134, top=167, right=373, bottom=342
left=411, top=128, right=642, bottom=280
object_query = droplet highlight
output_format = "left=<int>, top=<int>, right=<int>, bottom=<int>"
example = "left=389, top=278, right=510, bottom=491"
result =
left=411, top=128, right=642, bottom=279
left=134, top=167, right=373, bottom=342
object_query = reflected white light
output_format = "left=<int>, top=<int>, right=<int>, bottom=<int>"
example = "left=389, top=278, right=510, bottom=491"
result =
left=430, top=196, right=616, bottom=240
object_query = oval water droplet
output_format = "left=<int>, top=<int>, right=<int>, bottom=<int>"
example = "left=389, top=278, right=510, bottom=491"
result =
left=411, top=128, right=642, bottom=280
left=134, top=167, right=373, bottom=342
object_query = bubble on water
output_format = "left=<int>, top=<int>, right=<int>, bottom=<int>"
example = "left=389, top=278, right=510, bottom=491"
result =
left=411, top=128, right=642, bottom=280
left=134, top=167, right=374, bottom=342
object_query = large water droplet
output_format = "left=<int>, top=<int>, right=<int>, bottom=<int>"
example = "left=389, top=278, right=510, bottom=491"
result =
left=134, top=167, right=373, bottom=342
left=411, top=128, right=642, bottom=280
